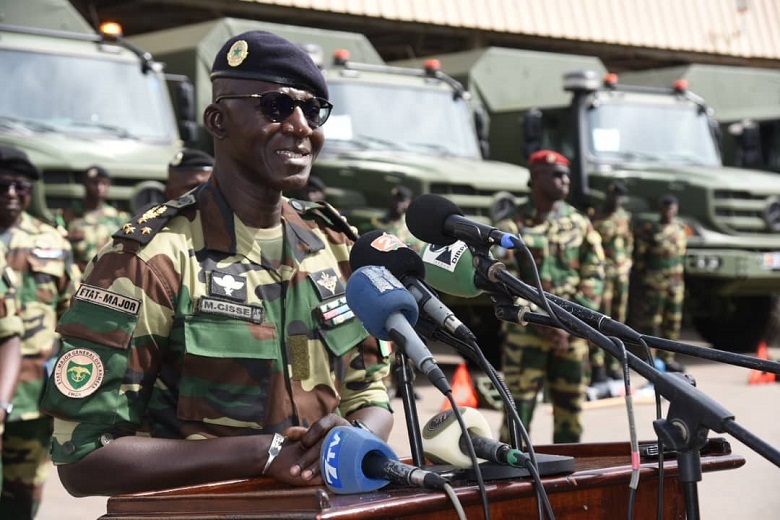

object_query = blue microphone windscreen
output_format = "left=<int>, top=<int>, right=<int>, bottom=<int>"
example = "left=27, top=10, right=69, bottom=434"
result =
left=346, top=265, right=419, bottom=340
left=321, top=426, right=398, bottom=495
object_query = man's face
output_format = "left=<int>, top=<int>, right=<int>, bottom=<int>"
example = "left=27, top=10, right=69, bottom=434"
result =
left=0, top=173, right=32, bottom=225
left=532, top=166, right=570, bottom=202
left=661, top=202, right=678, bottom=223
left=215, top=80, right=326, bottom=192
left=84, top=177, right=110, bottom=201
left=166, top=168, right=212, bottom=199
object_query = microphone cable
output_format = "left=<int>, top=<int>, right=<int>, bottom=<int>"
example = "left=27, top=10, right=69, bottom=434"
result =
left=443, top=481, right=467, bottom=520
left=443, top=391, right=492, bottom=520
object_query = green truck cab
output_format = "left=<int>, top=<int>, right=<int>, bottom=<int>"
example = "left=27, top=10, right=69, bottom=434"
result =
left=403, top=47, right=780, bottom=352
left=129, top=18, right=531, bottom=231
left=621, top=64, right=780, bottom=174
left=0, top=0, right=187, bottom=221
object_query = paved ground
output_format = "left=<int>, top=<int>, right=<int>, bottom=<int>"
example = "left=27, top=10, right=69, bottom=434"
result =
left=38, top=332, right=780, bottom=519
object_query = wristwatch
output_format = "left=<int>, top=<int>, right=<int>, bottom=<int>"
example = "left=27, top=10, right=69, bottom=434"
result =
left=261, top=433, right=286, bottom=475
left=0, top=400, right=13, bottom=418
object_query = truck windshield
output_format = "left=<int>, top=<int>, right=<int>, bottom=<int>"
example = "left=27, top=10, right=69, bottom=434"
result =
left=586, top=100, right=721, bottom=167
left=322, top=81, right=482, bottom=159
left=0, top=48, right=175, bottom=142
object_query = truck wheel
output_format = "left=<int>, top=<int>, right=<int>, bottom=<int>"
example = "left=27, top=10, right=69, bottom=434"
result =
left=692, top=296, right=779, bottom=352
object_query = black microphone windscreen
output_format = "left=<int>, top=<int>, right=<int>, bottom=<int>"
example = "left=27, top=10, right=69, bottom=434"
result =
left=406, top=194, right=462, bottom=246
left=349, top=230, right=426, bottom=279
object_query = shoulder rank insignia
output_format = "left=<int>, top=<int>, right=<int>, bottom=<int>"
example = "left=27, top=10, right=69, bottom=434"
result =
left=289, top=198, right=358, bottom=241
left=113, top=197, right=196, bottom=245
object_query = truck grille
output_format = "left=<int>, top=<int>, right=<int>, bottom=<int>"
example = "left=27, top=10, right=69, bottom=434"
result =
left=713, top=190, right=780, bottom=233
left=429, top=183, right=526, bottom=220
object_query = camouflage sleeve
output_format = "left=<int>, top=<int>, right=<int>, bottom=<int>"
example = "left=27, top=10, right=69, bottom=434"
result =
left=0, top=264, right=23, bottom=339
left=42, top=241, right=173, bottom=464
left=573, top=216, right=605, bottom=310
left=632, top=222, right=649, bottom=273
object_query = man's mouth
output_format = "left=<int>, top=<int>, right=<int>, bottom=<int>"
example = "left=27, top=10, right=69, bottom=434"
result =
left=276, top=149, right=309, bottom=159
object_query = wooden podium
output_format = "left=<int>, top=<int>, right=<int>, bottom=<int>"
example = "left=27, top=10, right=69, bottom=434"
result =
left=101, top=438, right=743, bottom=519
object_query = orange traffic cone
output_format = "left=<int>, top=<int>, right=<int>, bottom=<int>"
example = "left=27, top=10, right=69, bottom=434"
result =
left=442, top=363, right=478, bottom=410
left=748, top=341, right=776, bottom=385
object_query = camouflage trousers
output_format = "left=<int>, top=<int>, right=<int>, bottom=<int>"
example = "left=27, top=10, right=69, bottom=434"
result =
left=639, top=280, right=684, bottom=363
left=1, top=416, right=52, bottom=520
left=500, top=324, right=588, bottom=444
left=589, top=272, right=630, bottom=374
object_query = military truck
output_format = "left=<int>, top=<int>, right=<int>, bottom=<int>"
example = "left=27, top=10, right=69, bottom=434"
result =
left=0, top=0, right=190, bottom=221
left=129, top=18, right=530, bottom=230
left=621, top=64, right=780, bottom=174
left=398, top=47, right=780, bottom=352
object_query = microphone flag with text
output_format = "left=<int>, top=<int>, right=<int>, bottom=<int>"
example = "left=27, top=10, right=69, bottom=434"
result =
left=406, top=193, right=517, bottom=249
left=345, top=264, right=451, bottom=394
left=321, top=425, right=448, bottom=494
left=422, top=407, right=528, bottom=469
left=350, top=230, right=477, bottom=343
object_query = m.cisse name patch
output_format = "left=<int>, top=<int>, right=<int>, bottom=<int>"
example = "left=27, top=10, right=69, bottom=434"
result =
left=75, top=284, right=141, bottom=315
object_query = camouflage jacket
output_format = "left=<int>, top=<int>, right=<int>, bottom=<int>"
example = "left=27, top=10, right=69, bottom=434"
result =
left=67, top=203, right=129, bottom=270
left=633, top=218, right=687, bottom=281
left=500, top=200, right=605, bottom=312
left=0, top=243, right=23, bottom=341
left=3, top=212, right=80, bottom=422
left=41, top=179, right=391, bottom=464
left=592, top=207, right=634, bottom=278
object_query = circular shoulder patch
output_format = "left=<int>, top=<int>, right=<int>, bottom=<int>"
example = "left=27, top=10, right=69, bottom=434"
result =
left=53, top=348, right=105, bottom=398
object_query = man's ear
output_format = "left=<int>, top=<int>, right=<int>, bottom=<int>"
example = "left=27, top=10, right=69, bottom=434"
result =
left=204, top=104, right=226, bottom=140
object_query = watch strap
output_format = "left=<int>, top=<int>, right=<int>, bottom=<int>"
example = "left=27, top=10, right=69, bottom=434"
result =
left=261, top=433, right=286, bottom=475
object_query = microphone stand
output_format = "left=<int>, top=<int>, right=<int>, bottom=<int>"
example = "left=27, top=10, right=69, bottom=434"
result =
left=471, top=251, right=780, bottom=520
left=393, top=349, right=426, bottom=467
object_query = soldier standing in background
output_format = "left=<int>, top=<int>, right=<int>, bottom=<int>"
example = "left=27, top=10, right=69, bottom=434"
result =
left=369, top=185, right=421, bottom=251
left=497, top=150, right=604, bottom=443
left=633, top=194, right=687, bottom=373
left=300, top=175, right=326, bottom=203
left=589, top=181, right=633, bottom=382
left=0, top=146, right=80, bottom=519
left=66, top=166, right=129, bottom=272
left=165, top=148, right=214, bottom=200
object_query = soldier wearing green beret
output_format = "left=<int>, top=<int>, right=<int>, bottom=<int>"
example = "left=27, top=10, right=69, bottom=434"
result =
left=66, top=166, right=129, bottom=272
left=496, top=150, right=605, bottom=444
left=41, top=30, right=392, bottom=497
left=0, top=145, right=80, bottom=518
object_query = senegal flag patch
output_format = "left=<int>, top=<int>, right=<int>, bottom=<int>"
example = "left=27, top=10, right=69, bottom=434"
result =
left=53, top=348, right=105, bottom=398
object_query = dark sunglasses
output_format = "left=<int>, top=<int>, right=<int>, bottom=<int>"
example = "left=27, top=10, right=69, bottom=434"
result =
left=0, top=179, right=32, bottom=195
left=216, top=91, right=333, bottom=129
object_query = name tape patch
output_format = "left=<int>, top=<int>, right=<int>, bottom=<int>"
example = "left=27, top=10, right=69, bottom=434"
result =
left=198, top=297, right=264, bottom=324
left=75, top=284, right=141, bottom=315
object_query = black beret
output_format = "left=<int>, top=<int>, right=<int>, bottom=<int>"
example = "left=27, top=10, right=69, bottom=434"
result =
left=660, top=194, right=679, bottom=207
left=169, top=148, right=215, bottom=171
left=391, top=185, right=413, bottom=201
left=609, top=181, right=628, bottom=196
left=211, top=31, right=328, bottom=100
left=0, top=145, right=40, bottom=180
left=84, top=165, right=110, bottom=180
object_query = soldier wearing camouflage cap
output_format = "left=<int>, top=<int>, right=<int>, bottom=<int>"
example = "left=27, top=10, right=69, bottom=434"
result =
left=41, top=30, right=392, bottom=496
left=0, top=145, right=80, bottom=517
left=496, top=149, right=605, bottom=443
left=66, top=165, right=129, bottom=272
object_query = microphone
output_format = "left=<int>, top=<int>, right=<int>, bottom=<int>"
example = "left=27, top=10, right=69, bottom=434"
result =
left=350, top=231, right=477, bottom=343
left=422, top=408, right=529, bottom=469
left=406, top=193, right=517, bottom=249
left=321, top=425, right=448, bottom=494
left=423, top=242, right=642, bottom=341
left=420, top=241, right=483, bottom=299
left=345, top=264, right=451, bottom=394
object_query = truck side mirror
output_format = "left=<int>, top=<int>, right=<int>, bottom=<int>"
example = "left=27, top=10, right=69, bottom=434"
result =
left=172, top=77, right=199, bottom=144
left=523, top=108, right=543, bottom=159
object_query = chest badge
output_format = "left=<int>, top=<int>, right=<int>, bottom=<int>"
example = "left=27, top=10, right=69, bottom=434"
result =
left=210, top=271, right=247, bottom=302
left=310, top=268, right=345, bottom=300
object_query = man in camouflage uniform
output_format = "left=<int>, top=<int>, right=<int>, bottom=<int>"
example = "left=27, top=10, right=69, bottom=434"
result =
left=497, top=150, right=604, bottom=443
left=589, top=181, right=633, bottom=381
left=633, top=194, right=687, bottom=373
left=66, top=166, right=129, bottom=272
left=367, top=185, right=421, bottom=252
left=41, top=31, right=392, bottom=497
left=0, top=145, right=80, bottom=518
left=0, top=243, right=25, bottom=504
left=165, top=148, right=214, bottom=200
